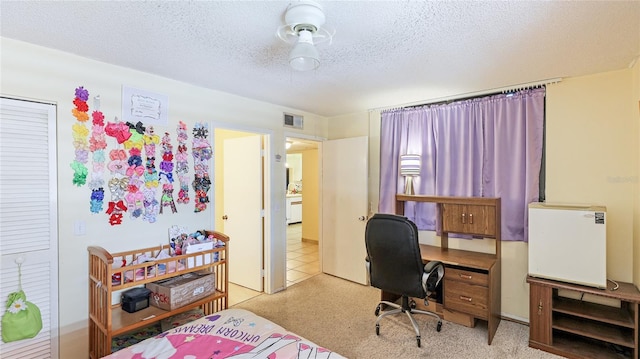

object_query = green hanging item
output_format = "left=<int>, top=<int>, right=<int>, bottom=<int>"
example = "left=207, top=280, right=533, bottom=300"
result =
left=1, top=260, right=43, bottom=343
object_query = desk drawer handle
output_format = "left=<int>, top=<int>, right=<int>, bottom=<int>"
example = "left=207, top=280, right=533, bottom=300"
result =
left=459, top=274, right=473, bottom=280
left=469, top=213, right=473, bottom=224
left=459, top=295, right=473, bottom=302
left=461, top=213, right=466, bottom=224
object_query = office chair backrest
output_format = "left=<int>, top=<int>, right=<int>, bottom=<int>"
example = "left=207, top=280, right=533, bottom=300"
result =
left=365, top=213, right=426, bottom=298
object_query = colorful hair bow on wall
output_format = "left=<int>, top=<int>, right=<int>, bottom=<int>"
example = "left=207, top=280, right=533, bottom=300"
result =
left=105, top=120, right=131, bottom=144
left=127, top=121, right=146, bottom=135
left=70, top=86, right=90, bottom=186
left=158, top=131, right=177, bottom=214
left=192, top=122, right=212, bottom=213
left=106, top=200, right=127, bottom=225
left=176, top=121, right=190, bottom=204
left=88, top=106, right=106, bottom=213
left=138, top=125, right=159, bottom=223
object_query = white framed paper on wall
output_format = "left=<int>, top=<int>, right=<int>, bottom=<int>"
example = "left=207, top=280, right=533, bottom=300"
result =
left=122, top=85, right=168, bottom=125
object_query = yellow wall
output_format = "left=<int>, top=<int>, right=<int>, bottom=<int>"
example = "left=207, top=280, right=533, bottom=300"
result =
left=330, top=68, right=639, bottom=322
left=301, top=149, right=319, bottom=242
left=546, top=69, right=637, bottom=283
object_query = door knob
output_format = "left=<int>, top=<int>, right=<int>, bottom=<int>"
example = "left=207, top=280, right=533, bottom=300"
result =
left=358, top=216, right=368, bottom=221
left=222, top=215, right=228, bottom=220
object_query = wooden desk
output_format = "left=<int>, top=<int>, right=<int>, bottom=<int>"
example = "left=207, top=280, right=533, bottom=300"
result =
left=383, top=195, right=502, bottom=345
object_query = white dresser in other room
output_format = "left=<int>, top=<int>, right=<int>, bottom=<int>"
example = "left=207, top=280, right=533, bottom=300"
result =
left=286, top=194, right=302, bottom=224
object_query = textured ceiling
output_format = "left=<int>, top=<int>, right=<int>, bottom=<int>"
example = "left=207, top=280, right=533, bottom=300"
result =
left=1, top=1, right=639, bottom=117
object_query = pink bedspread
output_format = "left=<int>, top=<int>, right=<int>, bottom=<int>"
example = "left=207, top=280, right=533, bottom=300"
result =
left=103, top=308, right=346, bottom=359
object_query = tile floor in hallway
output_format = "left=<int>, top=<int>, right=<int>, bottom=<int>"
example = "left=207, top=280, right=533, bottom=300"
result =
left=228, top=223, right=320, bottom=306
left=285, top=223, right=320, bottom=287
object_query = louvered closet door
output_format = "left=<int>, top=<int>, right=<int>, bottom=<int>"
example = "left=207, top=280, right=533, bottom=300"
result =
left=0, top=98, right=58, bottom=359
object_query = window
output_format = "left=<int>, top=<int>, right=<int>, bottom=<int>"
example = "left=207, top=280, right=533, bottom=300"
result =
left=378, top=88, right=545, bottom=241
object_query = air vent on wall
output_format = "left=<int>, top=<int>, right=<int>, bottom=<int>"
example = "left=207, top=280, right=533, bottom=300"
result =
left=284, top=112, right=304, bottom=129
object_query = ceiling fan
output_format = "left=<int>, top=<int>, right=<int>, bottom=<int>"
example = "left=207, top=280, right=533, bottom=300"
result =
left=276, top=0, right=334, bottom=71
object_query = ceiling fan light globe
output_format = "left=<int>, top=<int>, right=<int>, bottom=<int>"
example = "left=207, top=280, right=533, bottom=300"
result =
left=289, top=42, right=320, bottom=71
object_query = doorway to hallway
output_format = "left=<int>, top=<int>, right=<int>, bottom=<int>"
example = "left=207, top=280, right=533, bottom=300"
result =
left=285, top=137, right=321, bottom=287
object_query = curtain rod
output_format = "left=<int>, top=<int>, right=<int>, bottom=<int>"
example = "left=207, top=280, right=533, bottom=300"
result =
left=368, top=77, right=562, bottom=112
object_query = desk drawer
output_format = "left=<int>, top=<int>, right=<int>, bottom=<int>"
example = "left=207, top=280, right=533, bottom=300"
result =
left=445, top=268, right=488, bottom=287
left=444, top=280, right=488, bottom=319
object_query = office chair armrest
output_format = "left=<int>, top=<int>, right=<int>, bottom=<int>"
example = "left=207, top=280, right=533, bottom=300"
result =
left=423, top=261, right=444, bottom=293
left=424, top=261, right=441, bottom=273
left=364, top=256, right=371, bottom=285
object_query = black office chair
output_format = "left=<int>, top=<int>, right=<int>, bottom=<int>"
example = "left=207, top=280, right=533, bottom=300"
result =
left=365, top=213, right=444, bottom=347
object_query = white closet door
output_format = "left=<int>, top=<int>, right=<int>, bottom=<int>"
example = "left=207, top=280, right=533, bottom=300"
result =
left=0, top=98, right=58, bottom=359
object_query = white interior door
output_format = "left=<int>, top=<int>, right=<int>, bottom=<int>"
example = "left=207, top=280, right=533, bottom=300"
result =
left=223, top=135, right=263, bottom=291
left=322, top=136, right=368, bottom=284
left=0, top=98, right=59, bottom=358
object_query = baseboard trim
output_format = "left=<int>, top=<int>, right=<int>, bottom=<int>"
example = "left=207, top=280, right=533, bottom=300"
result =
left=500, top=314, right=529, bottom=326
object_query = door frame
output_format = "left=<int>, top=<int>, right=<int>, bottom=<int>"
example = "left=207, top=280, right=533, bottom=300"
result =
left=212, top=121, right=273, bottom=292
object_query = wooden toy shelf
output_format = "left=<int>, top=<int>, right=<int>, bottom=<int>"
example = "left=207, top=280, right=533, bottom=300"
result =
left=87, top=230, right=229, bottom=359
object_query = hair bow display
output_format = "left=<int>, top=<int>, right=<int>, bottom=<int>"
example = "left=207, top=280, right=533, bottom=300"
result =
left=192, top=174, right=212, bottom=193
left=92, top=149, right=105, bottom=163
left=71, top=108, right=90, bottom=122
left=159, top=172, right=174, bottom=183
left=106, top=200, right=127, bottom=225
left=88, top=108, right=106, bottom=213
left=143, top=189, right=160, bottom=222
left=106, top=200, right=127, bottom=213
left=192, top=123, right=208, bottom=138
left=176, top=121, right=190, bottom=206
left=70, top=161, right=88, bottom=186
left=127, top=154, right=142, bottom=167
left=126, top=165, right=145, bottom=177
left=127, top=121, right=146, bottom=135
left=107, top=160, right=126, bottom=175
left=74, top=149, right=89, bottom=163
left=160, top=185, right=177, bottom=214
left=109, top=149, right=127, bottom=161
left=124, top=131, right=144, bottom=150
left=144, top=145, right=156, bottom=156
left=72, top=122, right=90, bottom=137
left=108, top=177, right=129, bottom=200
left=192, top=122, right=211, bottom=212
left=73, top=97, right=89, bottom=112
left=91, top=110, right=105, bottom=125
left=105, top=121, right=132, bottom=144
left=144, top=134, right=160, bottom=145
left=90, top=188, right=105, bottom=213
left=89, top=136, right=107, bottom=152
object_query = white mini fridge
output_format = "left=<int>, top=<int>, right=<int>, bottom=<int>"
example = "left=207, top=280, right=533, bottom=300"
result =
left=528, top=202, right=607, bottom=289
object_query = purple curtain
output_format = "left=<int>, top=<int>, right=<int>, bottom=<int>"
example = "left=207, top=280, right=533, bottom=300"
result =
left=379, top=88, right=545, bottom=241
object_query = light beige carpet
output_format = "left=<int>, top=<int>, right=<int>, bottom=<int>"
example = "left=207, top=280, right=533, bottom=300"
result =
left=232, top=273, right=562, bottom=359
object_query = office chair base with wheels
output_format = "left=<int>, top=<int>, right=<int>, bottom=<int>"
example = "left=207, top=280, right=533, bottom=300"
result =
left=374, top=295, right=442, bottom=347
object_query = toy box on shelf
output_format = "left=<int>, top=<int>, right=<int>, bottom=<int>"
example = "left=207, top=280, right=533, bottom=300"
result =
left=146, top=270, right=216, bottom=310
left=168, top=227, right=225, bottom=268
